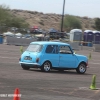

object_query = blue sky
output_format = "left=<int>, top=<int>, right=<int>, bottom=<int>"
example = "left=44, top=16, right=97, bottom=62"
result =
left=0, top=0, right=100, bottom=18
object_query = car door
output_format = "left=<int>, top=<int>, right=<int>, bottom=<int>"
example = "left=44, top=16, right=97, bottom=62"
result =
left=43, top=45, right=59, bottom=67
left=59, top=45, right=77, bottom=68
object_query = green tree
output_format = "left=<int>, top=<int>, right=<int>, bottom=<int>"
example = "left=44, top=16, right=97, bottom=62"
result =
left=0, top=5, right=10, bottom=25
left=95, top=18, right=100, bottom=30
left=0, top=4, right=29, bottom=32
left=7, top=17, right=29, bottom=28
left=63, top=15, right=82, bottom=32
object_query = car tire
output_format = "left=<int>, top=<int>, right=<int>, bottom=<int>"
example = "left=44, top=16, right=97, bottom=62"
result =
left=21, top=65, right=30, bottom=70
left=76, top=63, right=86, bottom=74
left=41, top=61, right=51, bottom=72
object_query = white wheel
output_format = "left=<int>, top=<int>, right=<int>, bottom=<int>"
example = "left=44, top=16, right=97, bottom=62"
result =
left=76, top=63, right=86, bottom=74
left=41, top=61, right=51, bottom=72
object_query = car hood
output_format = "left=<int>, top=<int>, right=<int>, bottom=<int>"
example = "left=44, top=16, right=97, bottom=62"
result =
left=75, top=54, right=88, bottom=61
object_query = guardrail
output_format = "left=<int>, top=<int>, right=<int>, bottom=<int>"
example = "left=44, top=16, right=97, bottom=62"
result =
left=3, top=36, right=100, bottom=52
left=4, top=36, right=49, bottom=46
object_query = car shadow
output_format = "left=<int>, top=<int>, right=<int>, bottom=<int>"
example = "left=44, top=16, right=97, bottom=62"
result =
left=29, top=68, right=92, bottom=75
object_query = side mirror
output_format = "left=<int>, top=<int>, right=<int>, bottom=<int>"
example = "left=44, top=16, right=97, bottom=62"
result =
left=72, top=48, right=76, bottom=54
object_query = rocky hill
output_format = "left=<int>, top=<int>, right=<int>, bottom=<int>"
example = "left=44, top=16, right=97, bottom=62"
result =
left=9, top=9, right=96, bottom=32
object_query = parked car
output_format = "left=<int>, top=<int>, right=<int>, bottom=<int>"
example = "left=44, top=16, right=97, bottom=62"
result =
left=19, top=41, right=88, bottom=74
left=49, top=32, right=67, bottom=39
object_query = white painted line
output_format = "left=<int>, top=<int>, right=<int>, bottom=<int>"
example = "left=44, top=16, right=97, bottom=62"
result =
left=89, top=62, right=100, bottom=65
left=79, top=87, right=100, bottom=90
left=0, top=62, right=18, bottom=64
left=79, top=87, right=89, bottom=90
left=0, top=56, right=19, bottom=59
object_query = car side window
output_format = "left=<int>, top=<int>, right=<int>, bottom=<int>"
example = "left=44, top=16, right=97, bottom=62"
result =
left=59, top=45, right=72, bottom=54
left=45, top=45, right=58, bottom=54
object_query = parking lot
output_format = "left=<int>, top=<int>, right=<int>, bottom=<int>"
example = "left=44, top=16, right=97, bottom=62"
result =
left=0, top=44, right=100, bottom=100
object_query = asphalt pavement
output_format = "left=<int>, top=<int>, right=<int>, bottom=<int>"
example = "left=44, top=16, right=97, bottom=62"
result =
left=0, top=44, right=100, bottom=100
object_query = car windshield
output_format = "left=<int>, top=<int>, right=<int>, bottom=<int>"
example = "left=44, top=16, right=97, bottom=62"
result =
left=26, top=44, right=43, bottom=52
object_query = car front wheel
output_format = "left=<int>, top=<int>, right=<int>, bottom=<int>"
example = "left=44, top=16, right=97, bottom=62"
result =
left=76, top=63, right=86, bottom=74
left=41, top=61, right=51, bottom=72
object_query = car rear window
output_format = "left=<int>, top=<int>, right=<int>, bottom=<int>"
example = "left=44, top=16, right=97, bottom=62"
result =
left=26, top=44, right=43, bottom=52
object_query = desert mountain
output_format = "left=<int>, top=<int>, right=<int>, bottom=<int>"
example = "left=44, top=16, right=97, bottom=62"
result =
left=9, top=9, right=96, bottom=32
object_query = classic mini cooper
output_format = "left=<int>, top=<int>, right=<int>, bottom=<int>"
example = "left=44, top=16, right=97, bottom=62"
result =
left=19, top=41, right=88, bottom=74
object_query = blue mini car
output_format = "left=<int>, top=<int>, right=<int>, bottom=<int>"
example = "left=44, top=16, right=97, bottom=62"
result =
left=19, top=41, right=88, bottom=74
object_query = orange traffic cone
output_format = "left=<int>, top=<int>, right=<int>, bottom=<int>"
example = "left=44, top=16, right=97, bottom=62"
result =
left=13, top=88, right=20, bottom=100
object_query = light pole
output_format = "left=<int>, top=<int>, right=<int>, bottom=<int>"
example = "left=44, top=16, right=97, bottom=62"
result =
left=61, top=0, right=65, bottom=32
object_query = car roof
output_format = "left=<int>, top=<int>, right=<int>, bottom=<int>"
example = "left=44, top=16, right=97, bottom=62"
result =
left=30, top=41, right=70, bottom=46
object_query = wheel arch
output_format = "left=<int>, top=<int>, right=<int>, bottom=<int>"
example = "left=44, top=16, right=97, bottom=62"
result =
left=78, top=61, right=87, bottom=67
left=41, top=60, right=52, bottom=68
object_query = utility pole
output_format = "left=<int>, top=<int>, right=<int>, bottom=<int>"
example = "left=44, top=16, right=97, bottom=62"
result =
left=61, top=0, right=65, bottom=32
